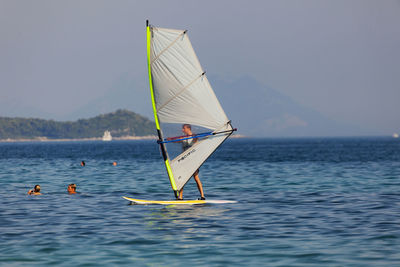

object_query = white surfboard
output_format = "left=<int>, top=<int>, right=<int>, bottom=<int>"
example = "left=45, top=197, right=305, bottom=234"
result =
left=123, top=196, right=237, bottom=205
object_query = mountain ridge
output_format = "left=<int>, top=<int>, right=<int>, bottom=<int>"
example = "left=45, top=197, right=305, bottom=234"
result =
left=209, top=75, right=364, bottom=137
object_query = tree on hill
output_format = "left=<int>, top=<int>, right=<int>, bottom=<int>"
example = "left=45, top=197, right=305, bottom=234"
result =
left=0, top=109, right=156, bottom=139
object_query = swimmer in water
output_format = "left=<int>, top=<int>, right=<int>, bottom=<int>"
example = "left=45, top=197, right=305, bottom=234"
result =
left=113, top=161, right=117, bottom=166
left=81, top=161, right=85, bottom=166
left=28, top=185, right=41, bottom=195
left=67, top=184, right=77, bottom=194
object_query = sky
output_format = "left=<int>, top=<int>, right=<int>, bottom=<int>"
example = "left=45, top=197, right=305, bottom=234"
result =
left=0, top=0, right=399, bottom=135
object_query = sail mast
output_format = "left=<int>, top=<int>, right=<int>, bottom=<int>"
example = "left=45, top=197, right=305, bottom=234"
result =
left=146, top=20, right=178, bottom=198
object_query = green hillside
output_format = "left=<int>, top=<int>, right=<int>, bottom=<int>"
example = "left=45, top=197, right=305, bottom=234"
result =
left=0, top=109, right=155, bottom=139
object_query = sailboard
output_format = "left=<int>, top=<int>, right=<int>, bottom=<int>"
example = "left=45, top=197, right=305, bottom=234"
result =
left=123, top=196, right=237, bottom=205
left=124, top=20, right=237, bottom=203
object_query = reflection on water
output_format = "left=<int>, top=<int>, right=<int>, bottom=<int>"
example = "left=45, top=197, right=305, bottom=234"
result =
left=144, top=205, right=232, bottom=226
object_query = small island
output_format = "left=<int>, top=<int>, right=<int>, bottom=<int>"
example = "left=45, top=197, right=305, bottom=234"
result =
left=0, top=109, right=157, bottom=142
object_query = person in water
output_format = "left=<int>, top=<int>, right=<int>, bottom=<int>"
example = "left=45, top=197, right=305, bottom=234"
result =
left=67, top=184, right=77, bottom=194
left=81, top=161, right=85, bottom=166
left=28, top=185, right=41, bottom=195
left=178, top=124, right=205, bottom=200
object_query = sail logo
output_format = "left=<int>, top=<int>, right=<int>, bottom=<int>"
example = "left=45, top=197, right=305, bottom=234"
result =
left=178, top=148, right=196, bottom=163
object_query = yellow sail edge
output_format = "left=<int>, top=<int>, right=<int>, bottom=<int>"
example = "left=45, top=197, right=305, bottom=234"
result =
left=147, top=23, right=177, bottom=194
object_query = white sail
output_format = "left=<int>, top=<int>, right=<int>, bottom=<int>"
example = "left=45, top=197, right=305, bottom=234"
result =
left=147, top=22, right=235, bottom=195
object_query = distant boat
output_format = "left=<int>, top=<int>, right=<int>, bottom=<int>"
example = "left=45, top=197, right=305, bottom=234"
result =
left=102, top=130, right=112, bottom=141
left=393, top=133, right=399, bottom=138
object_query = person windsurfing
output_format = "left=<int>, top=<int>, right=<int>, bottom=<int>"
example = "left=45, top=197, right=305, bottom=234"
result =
left=177, top=124, right=205, bottom=200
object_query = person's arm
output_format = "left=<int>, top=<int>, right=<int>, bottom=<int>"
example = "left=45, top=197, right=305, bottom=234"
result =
left=166, top=135, right=192, bottom=143
left=166, top=137, right=183, bottom=143
left=27, top=190, right=32, bottom=195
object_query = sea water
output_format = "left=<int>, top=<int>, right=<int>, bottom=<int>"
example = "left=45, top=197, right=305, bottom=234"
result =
left=0, top=138, right=399, bottom=266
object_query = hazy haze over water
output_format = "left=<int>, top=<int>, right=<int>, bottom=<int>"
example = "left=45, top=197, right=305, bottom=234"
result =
left=0, top=0, right=399, bottom=135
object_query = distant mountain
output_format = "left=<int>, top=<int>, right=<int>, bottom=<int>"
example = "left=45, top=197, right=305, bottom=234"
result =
left=209, top=75, right=359, bottom=137
left=0, top=109, right=155, bottom=139
left=8, top=75, right=362, bottom=138
left=61, top=75, right=152, bottom=121
left=67, top=75, right=360, bottom=137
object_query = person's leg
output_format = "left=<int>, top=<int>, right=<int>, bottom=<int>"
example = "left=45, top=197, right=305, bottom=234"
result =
left=193, top=170, right=204, bottom=198
left=178, top=189, right=183, bottom=200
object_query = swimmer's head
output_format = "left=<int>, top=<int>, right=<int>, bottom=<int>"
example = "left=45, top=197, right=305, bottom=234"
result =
left=113, top=161, right=117, bottom=166
left=34, top=185, right=40, bottom=193
left=68, top=184, right=76, bottom=193
left=81, top=161, right=85, bottom=166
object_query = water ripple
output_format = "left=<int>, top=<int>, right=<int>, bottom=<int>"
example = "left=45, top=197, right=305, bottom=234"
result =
left=0, top=138, right=400, bottom=266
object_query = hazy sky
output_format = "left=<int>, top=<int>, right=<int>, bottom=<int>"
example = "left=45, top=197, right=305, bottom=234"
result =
left=1, top=0, right=399, bottom=135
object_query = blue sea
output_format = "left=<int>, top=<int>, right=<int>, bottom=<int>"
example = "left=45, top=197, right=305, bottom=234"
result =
left=1, top=138, right=400, bottom=266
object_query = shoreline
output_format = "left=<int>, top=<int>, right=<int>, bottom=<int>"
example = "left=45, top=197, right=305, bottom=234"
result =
left=0, top=135, right=158, bottom=143
left=0, top=134, right=246, bottom=143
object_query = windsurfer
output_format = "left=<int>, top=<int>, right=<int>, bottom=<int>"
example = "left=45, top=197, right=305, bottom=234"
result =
left=177, top=124, right=205, bottom=200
